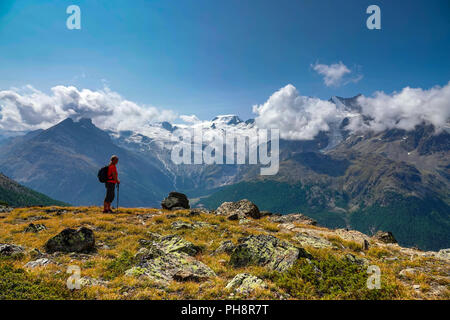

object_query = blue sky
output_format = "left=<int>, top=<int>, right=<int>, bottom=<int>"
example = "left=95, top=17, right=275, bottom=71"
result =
left=0, top=0, right=449, bottom=121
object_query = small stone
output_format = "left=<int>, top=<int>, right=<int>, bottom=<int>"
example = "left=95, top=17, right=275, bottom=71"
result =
left=24, top=223, right=47, bottom=233
left=399, top=268, right=418, bottom=278
left=171, top=221, right=194, bottom=230
left=79, top=277, right=109, bottom=287
left=134, top=247, right=164, bottom=262
left=373, top=231, right=397, bottom=244
left=363, top=240, right=370, bottom=251
left=25, top=258, right=51, bottom=268
left=0, top=243, right=25, bottom=256
left=225, top=273, right=267, bottom=294
left=344, top=253, right=369, bottom=266
left=239, top=218, right=250, bottom=225
left=214, top=240, right=235, bottom=255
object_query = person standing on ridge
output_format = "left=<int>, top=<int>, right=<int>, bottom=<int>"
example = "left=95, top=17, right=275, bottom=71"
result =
left=104, top=155, right=120, bottom=213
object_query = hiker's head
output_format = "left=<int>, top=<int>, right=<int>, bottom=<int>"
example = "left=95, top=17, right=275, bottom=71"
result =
left=110, top=155, right=119, bottom=165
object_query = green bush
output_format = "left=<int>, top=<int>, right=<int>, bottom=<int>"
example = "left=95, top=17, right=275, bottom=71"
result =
left=0, top=263, right=78, bottom=300
left=271, top=255, right=399, bottom=300
left=103, top=250, right=135, bottom=280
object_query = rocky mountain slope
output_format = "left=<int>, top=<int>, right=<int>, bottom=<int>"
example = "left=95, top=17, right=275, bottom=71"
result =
left=0, top=118, right=173, bottom=207
left=0, top=199, right=448, bottom=300
left=0, top=173, right=66, bottom=207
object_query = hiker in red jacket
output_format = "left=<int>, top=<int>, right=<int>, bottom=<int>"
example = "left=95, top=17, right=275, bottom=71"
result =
left=104, top=155, right=120, bottom=213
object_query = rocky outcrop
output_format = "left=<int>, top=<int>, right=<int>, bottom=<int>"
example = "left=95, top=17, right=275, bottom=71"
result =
left=436, top=249, right=450, bottom=260
left=373, top=231, right=397, bottom=244
left=128, top=235, right=214, bottom=283
left=127, top=251, right=216, bottom=283
left=44, top=227, right=95, bottom=253
left=171, top=220, right=211, bottom=230
left=344, top=253, right=369, bottom=266
left=214, top=240, right=235, bottom=255
left=230, top=234, right=310, bottom=272
left=294, top=233, right=334, bottom=249
left=161, top=192, right=190, bottom=210
left=0, top=205, right=12, bottom=213
left=155, top=235, right=201, bottom=256
left=225, top=273, right=267, bottom=294
left=269, top=213, right=317, bottom=225
left=0, top=243, right=24, bottom=256
left=216, top=199, right=261, bottom=220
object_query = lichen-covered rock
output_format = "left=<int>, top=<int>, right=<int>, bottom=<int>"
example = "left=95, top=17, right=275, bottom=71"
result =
left=126, top=252, right=215, bottom=283
left=25, top=258, right=51, bottom=268
left=156, top=235, right=201, bottom=256
left=134, top=247, right=164, bottom=262
left=399, top=268, right=418, bottom=278
left=24, top=223, right=47, bottom=233
left=259, top=211, right=273, bottom=217
left=214, top=240, right=235, bottom=255
left=44, top=227, right=95, bottom=253
left=373, top=231, right=397, bottom=244
left=0, top=243, right=24, bottom=256
left=269, top=213, right=317, bottom=226
left=161, top=192, right=190, bottom=210
left=216, top=199, right=260, bottom=220
left=436, top=248, right=450, bottom=260
left=171, top=221, right=194, bottom=230
left=0, top=205, right=13, bottom=213
left=225, top=273, right=267, bottom=294
left=230, top=234, right=310, bottom=272
left=171, top=221, right=211, bottom=230
left=79, top=277, right=109, bottom=287
left=189, top=208, right=209, bottom=216
left=344, top=253, right=369, bottom=266
left=294, top=233, right=334, bottom=249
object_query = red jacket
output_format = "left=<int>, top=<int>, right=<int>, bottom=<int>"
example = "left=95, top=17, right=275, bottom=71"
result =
left=107, top=164, right=118, bottom=183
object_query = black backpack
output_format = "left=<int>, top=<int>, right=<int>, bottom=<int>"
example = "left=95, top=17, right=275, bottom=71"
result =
left=97, top=166, right=109, bottom=183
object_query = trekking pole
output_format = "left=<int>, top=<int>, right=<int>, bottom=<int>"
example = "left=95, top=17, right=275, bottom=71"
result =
left=116, top=183, right=119, bottom=212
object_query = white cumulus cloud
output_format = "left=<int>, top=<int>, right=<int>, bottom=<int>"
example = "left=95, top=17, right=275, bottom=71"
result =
left=350, top=82, right=450, bottom=133
left=253, top=83, right=450, bottom=141
left=312, top=61, right=361, bottom=87
left=253, top=84, right=346, bottom=140
left=0, top=85, right=177, bottom=133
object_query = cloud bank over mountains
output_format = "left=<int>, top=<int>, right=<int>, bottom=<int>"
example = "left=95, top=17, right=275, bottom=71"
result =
left=253, top=82, right=450, bottom=140
left=0, top=82, right=449, bottom=141
left=0, top=85, right=177, bottom=132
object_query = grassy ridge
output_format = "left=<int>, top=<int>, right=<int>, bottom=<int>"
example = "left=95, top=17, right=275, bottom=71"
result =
left=0, top=173, right=68, bottom=207
left=0, top=184, right=68, bottom=207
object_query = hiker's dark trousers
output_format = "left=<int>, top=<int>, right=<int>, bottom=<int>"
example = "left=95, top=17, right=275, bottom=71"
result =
left=105, top=182, right=115, bottom=203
